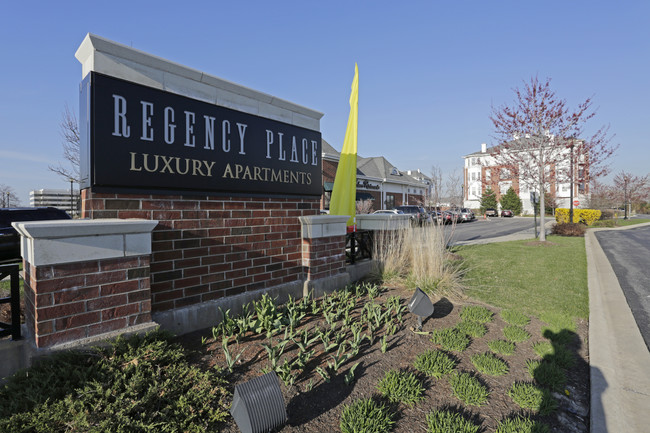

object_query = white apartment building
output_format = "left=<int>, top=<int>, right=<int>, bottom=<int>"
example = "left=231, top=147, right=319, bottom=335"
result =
left=463, top=142, right=589, bottom=215
left=30, top=189, right=80, bottom=216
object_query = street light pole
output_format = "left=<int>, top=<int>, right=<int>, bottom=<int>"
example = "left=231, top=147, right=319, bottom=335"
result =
left=569, top=141, right=574, bottom=223
left=69, top=178, right=74, bottom=217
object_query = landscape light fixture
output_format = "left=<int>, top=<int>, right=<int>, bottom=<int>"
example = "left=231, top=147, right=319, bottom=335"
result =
left=408, top=287, right=434, bottom=331
left=230, top=371, right=287, bottom=433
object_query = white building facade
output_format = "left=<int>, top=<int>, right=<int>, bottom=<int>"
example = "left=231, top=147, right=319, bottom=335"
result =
left=463, top=142, right=589, bottom=215
left=30, top=189, right=80, bottom=216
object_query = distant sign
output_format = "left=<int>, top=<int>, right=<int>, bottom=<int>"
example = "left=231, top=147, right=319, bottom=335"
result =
left=81, top=72, right=322, bottom=197
left=573, top=200, right=580, bottom=207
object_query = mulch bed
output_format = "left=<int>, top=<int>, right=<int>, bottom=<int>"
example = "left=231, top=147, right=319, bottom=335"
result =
left=180, top=285, right=590, bottom=432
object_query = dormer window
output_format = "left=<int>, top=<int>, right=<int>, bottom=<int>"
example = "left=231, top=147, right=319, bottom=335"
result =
left=390, top=167, right=399, bottom=176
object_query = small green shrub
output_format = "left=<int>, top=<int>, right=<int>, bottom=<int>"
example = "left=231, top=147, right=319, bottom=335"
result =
left=503, top=325, right=531, bottom=343
left=551, top=222, right=586, bottom=237
left=488, top=339, right=516, bottom=356
left=508, top=382, right=557, bottom=415
left=526, top=360, right=567, bottom=391
left=495, top=415, right=551, bottom=433
left=0, top=330, right=231, bottom=432
left=532, top=341, right=575, bottom=368
left=592, top=219, right=616, bottom=228
left=456, top=320, right=487, bottom=338
left=340, top=398, right=395, bottom=433
left=501, top=310, right=530, bottom=327
left=414, top=350, right=456, bottom=379
left=532, top=341, right=554, bottom=358
left=471, top=352, right=509, bottom=376
left=377, top=370, right=425, bottom=406
left=426, top=409, right=481, bottom=433
left=431, top=328, right=470, bottom=352
left=448, top=372, right=489, bottom=407
left=459, top=305, right=493, bottom=323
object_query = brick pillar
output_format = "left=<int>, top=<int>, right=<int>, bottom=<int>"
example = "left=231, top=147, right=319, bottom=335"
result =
left=13, top=219, right=158, bottom=348
left=299, top=215, right=349, bottom=295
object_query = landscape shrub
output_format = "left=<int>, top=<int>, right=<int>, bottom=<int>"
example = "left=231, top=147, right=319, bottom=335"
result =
left=0, top=330, right=231, bottom=432
left=414, top=350, right=457, bottom=379
left=426, top=409, right=481, bottom=433
left=599, top=209, right=614, bottom=220
left=377, top=369, right=425, bottom=406
left=551, top=222, right=586, bottom=237
left=340, top=398, right=394, bottom=433
left=555, top=208, right=601, bottom=225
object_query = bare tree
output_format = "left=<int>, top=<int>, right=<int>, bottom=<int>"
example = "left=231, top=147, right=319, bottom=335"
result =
left=49, top=105, right=81, bottom=183
left=587, top=179, right=616, bottom=210
left=429, top=165, right=444, bottom=209
left=445, top=169, right=463, bottom=208
left=612, top=171, right=650, bottom=219
left=0, top=184, right=20, bottom=207
left=355, top=199, right=374, bottom=214
left=489, top=77, right=617, bottom=241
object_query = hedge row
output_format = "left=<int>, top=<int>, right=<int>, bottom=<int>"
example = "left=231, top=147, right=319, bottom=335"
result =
left=555, top=208, right=602, bottom=226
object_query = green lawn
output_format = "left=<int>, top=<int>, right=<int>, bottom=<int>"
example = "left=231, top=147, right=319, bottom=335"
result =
left=614, top=218, right=650, bottom=226
left=455, top=236, right=588, bottom=320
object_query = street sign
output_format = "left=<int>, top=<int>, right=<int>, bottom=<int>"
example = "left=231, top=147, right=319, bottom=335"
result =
left=574, top=200, right=580, bottom=207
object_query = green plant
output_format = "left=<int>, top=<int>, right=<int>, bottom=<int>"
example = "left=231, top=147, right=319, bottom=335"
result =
left=448, top=371, right=489, bottom=407
left=480, top=187, right=498, bottom=213
left=471, top=352, right=509, bottom=376
left=426, top=409, right=481, bottom=433
left=344, top=362, right=361, bottom=386
left=526, top=360, right=567, bottom=391
left=460, top=305, right=493, bottom=323
left=487, top=339, right=515, bottom=356
left=431, top=328, right=470, bottom=352
left=340, top=398, right=394, bottom=433
left=276, top=358, right=297, bottom=387
left=328, top=343, right=351, bottom=373
left=532, top=341, right=554, bottom=358
left=222, top=336, right=244, bottom=373
left=500, top=310, right=530, bottom=327
left=503, top=325, right=531, bottom=343
left=376, top=369, right=425, bottom=406
left=260, top=337, right=288, bottom=371
left=500, top=187, right=522, bottom=215
left=315, top=366, right=330, bottom=383
left=455, top=320, right=487, bottom=338
left=380, top=335, right=388, bottom=353
left=0, top=330, right=230, bottom=432
left=413, top=350, right=456, bottom=379
left=495, top=416, right=550, bottom=433
left=508, top=382, right=557, bottom=415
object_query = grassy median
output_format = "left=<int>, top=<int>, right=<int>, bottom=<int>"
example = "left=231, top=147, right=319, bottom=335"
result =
left=454, top=235, right=588, bottom=319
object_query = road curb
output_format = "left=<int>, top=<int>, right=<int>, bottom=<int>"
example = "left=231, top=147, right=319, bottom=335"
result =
left=586, top=229, right=650, bottom=433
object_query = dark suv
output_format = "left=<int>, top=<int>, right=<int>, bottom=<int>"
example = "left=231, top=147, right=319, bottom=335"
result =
left=0, top=207, right=71, bottom=263
left=395, top=205, right=430, bottom=225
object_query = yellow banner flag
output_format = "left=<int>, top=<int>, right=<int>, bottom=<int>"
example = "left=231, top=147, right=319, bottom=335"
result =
left=329, top=64, right=359, bottom=229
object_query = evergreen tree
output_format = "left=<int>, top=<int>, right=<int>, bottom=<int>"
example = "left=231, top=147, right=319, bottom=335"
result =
left=500, top=187, right=522, bottom=215
left=479, top=187, right=498, bottom=213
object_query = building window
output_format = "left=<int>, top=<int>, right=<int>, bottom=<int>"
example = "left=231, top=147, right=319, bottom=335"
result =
left=385, top=195, right=395, bottom=209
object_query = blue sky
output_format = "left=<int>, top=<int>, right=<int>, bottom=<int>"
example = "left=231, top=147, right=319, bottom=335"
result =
left=1, top=0, right=648, bottom=204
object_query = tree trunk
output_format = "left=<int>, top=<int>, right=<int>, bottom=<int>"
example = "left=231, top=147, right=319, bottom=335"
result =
left=538, top=144, right=546, bottom=241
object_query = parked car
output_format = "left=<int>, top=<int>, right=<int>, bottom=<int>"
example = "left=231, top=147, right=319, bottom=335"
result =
left=373, top=209, right=404, bottom=215
left=429, top=211, right=443, bottom=224
left=441, top=210, right=459, bottom=224
left=0, top=207, right=71, bottom=263
left=501, top=209, right=514, bottom=217
left=485, top=208, right=498, bottom=217
left=395, top=205, right=430, bottom=225
left=458, top=208, right=475, bottom=222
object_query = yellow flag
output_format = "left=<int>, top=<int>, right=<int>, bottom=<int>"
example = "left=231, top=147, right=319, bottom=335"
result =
left=329, top=64, right=359, bottom=228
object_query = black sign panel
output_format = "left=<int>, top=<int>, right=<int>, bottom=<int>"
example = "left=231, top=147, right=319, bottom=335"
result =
left=83, top=72, right=322, bottom=197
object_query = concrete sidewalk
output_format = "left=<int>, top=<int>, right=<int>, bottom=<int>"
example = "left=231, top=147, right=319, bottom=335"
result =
left=586, top=224, right=650, bottom=433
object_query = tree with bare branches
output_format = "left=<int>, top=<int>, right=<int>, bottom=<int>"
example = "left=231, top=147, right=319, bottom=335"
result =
left=429, top=165, right=444, bottom=209
left=612, top=171, right=650, bottom=219
left=0, top=184, right=20, bottom=207
left=49, top=105, right=81, bottom=183
left=489, top=77, right=617, bottom=241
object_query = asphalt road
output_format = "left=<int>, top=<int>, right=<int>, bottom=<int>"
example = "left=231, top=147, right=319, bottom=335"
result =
left=595, top=224, right=650, bottom=351
left=445, top=217, right=540, bottom=244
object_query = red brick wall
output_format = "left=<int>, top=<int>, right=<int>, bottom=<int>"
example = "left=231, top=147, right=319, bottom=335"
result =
left=81, top=190, right=319, bottom=312
left=301, top=236, right=346, bottom=280
left=23, top=256, right=151, bottom=347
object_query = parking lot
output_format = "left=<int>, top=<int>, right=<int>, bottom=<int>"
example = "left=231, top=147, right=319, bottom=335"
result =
left=444, top=216, right=541, bottom=245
